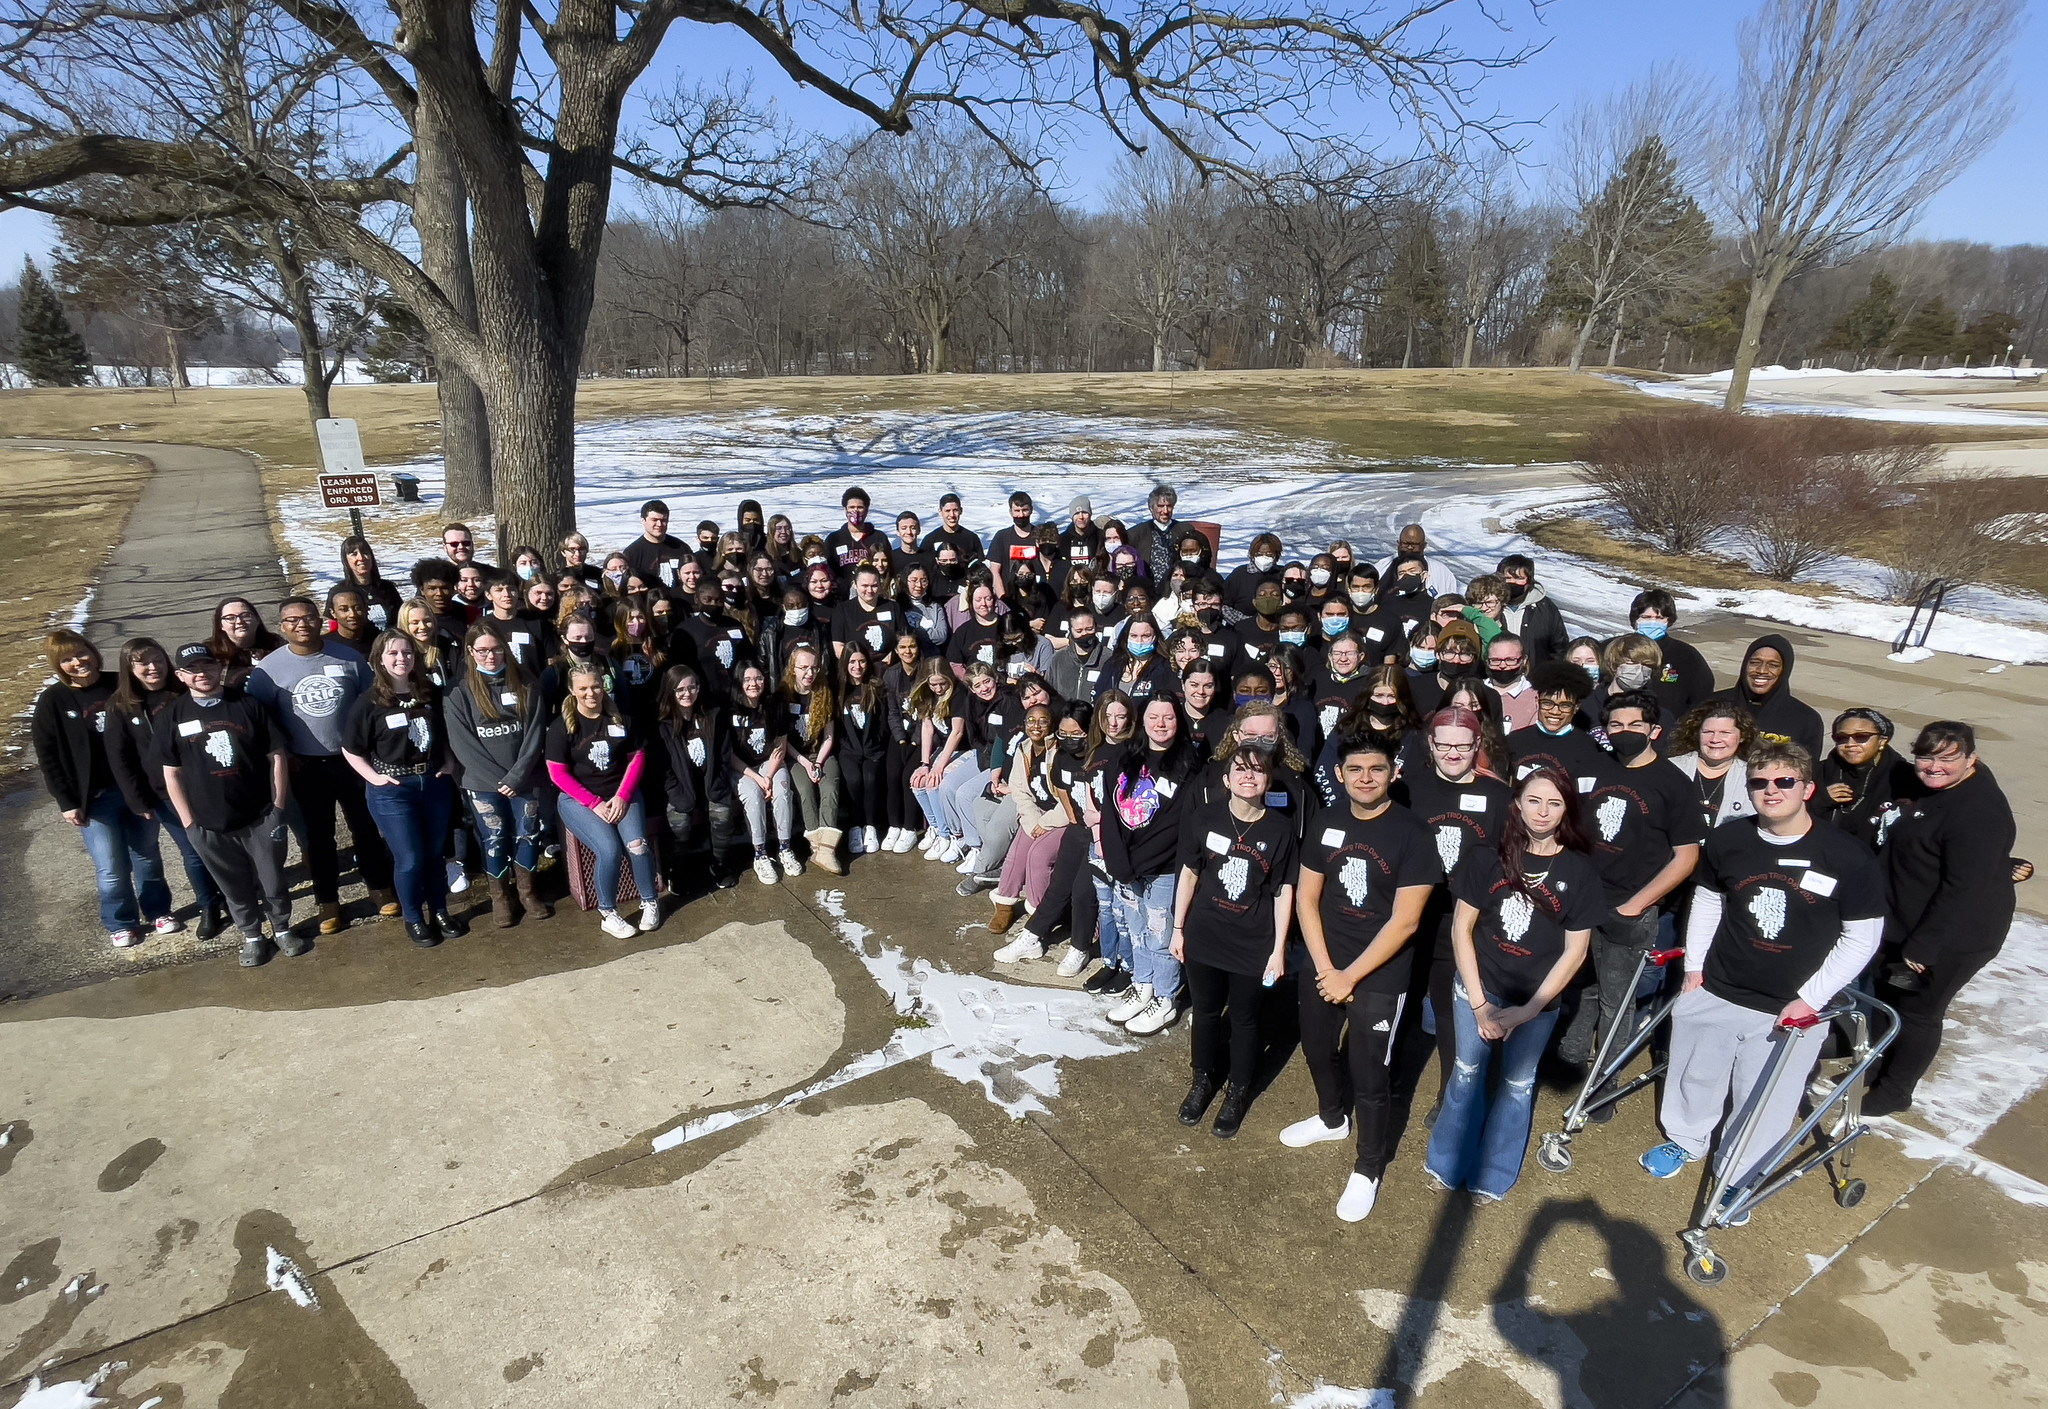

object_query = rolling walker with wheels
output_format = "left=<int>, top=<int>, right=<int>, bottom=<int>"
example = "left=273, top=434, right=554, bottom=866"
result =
left=1679, top=988, right=1901, bottom=1287
left=1537, top=947, right=1688, bottom=1175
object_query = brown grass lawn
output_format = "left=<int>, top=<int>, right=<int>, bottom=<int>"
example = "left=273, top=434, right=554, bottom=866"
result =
left=0, top=367, right=1827, bottom=475
left=0, top=447, right=156, bottom=772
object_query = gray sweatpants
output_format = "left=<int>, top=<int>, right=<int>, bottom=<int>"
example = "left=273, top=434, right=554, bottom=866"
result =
left=1660, top=985, right=1830, bottom=1187
left=189, top=813, right=292, bottom=939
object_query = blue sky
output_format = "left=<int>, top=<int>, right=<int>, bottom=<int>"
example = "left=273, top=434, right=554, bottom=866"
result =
left=3, top=0, right=2039, bottom=278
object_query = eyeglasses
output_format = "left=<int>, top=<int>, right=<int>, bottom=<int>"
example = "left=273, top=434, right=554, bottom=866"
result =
left=278, top=615, right=316, bottom=628
left=1746, top=775, right=1804, bottom=792
left=219, top=611, right=255, bottom=624
left=1432, top=741, right=1477, bottom=754
left=1832, top=731, right=1881, bottom=744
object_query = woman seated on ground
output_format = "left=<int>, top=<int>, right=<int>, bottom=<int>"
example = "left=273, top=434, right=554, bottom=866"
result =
left=545, top=658, right=662, bottom=939
left=985, top=701, right=1068, bottom=943
left=727, top=659, right=800, bottom=885
left=1425, top=765, right=1600, bottom=1206
left=1668, top=701, right=1759, bottom=833
left=905, top=657, right=968, bottom=855
left=937, top=662, right=1022, bottom=877
left=780, top=643, right=843, bottom=876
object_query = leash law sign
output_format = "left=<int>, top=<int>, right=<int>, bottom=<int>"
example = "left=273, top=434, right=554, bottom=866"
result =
left=316, top=419, right=379, bottom=534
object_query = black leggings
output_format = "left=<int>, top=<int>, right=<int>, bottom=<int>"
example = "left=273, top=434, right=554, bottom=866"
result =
left=1187, top=958, right=1266, bottom=1089
left=1300, top=983, right=1406, bottom=1178
left=1025, top=824, right=1097, bottom=947
left=1873, top=944, right=1998, bottom=1105
left=884, top=738, right=918, bottom=832
left=841, top=753, right=886, bottom=831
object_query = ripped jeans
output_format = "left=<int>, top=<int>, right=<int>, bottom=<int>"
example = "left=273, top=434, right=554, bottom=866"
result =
left=465, top=789, right=542, bottom=879
left=557, top=795, right=658, bottom=913
left=1105, top=872, right=1181, bottom=997
left=1424, top=980, right=1560, bottom=1201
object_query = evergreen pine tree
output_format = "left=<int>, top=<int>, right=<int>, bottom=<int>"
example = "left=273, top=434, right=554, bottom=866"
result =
left=15, top=257, right=92, bottom=386
left=1888, top=297, right=1960, bottom=359
left=1817, top=272, right=1901, bottom=356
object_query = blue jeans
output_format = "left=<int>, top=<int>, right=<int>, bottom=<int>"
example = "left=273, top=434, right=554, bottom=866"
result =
left=465, top=789, right=541, bottom=878
left=1426, top=981, right=1561, bottom=1200
left=77, top=787, right=171, bottom=934
left=362, top=773, right=455, bottom=922
left=1107, top=872, right=1180, bottom=996
left=559, top=794, right=658, bottom=912
left=156, top=809, right=222, bottom=913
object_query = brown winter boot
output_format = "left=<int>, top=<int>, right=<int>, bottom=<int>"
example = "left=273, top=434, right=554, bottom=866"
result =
left=811, top=827, right=847, bottom=876
left=514, top=864, right=553, bottom=919
left=488, top=874, right=518, bottom=928
left=317, top=901, right=344, bottom=936
left=989, top=899, right=1018, bottom=935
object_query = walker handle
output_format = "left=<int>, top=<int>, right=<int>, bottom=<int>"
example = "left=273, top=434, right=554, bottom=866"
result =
left=1648, top=948, right=1686, bottom=969
left=1778, top=1011, right=1826, bottom=1030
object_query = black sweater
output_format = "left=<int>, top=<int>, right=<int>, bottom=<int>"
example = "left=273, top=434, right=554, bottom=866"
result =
left=1885, top=764, right=2018, bottom=964
left=31, top=673, right=117, bottom=812
left=1812, top=745, right=1919, bottom=853
left=106, top=685, right=186, bottom=815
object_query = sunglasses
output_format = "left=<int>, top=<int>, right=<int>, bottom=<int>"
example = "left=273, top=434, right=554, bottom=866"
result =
left=1746, top=775, right=1804, bottom=792
left=1832, top=731, right=1881, bottom=744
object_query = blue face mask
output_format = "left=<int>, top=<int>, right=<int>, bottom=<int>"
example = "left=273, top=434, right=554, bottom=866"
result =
left=1409, top=648, right=1437, bottom=670
left=1322, top=617, right=1350, bottom=638
left=1128, top=639, right=1155, bottom=658
left=1234, top=692, right=1271, bottom=709
left=1637, top=620, right=1669, bottom=641
left=1279, top=630, right=1308, bottom=647
left=1582, top=663, right=1602, bottom=683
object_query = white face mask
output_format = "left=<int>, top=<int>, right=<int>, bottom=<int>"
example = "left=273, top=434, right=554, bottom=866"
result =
left=1092, top=590, right=1118, bottom=610
left=784, top=608, right=809, bottom=627
left=1309, top=568, right=1332, bottom=587
left=1616, top=662, right=1654, bottom=690
left=1252, top=554, right=1276, bottom=573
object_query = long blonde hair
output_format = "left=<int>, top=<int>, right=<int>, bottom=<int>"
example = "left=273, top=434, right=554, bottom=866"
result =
left=780, top=643, right=835, bottom=743
left=558, top=661, right=620, bottom=734
left=397, top=597, right=444, bottom=674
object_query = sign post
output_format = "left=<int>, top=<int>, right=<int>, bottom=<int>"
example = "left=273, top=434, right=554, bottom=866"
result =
left=315, top=418, right=377, bottom=540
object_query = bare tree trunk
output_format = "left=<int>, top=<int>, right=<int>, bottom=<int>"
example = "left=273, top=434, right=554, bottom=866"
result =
left=1724, top=266, right=1788, bottom=411
left=1606, top=300, right=1626, bottom=367
left=1569, top=312, right=1599, bottom=371
left=1401, top=319, right=1416, bottom=369
left=167, top=327, right=189, bottom=387
left=1152, top=336, right=1166, bottom=373
left=413, top=105, right=493, bottom=522
left=479, top=337, right=578, bottom=556
left=1460, top=319, right=1476, bottom=369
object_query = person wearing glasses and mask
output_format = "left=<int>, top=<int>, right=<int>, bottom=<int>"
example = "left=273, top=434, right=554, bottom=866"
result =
left=1640, top=742, right=1885, bottom=1203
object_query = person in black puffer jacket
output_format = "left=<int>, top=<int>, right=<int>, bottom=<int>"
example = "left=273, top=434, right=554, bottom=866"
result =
left=1811, top=706, right=1920, bottom=852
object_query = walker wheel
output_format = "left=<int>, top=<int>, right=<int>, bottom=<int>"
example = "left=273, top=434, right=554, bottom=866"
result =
left=1536, top=1135, right=1573, bottom=1174
left=1835, top=1178, right=1867, bottom=1209
left=1685, top=1249, right=1729, bottom=1287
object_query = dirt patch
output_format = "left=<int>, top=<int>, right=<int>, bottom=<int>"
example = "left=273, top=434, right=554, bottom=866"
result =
left=0, top=446, right=156, bottom=773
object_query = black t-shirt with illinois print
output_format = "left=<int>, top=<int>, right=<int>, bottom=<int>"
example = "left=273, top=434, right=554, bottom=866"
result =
left=1175, top=798, right=1301, bottom=976
left=1299, top=803, right=1442, bottom=991
left=1450, top=846, right=1606, bottom=1008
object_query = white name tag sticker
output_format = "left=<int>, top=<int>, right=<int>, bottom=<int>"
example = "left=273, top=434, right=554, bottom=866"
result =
left=1366, top=627, right=1385, bottom=641
left=1516, top=763, right=1536, bottom=781
left=1206, top=831, right=1230, bottom=854
left=178, top=719, right=203, bottom=737
left=1321, top=827, right=1347, bottom=848
left=608, top=724, right=627, bottom=738
left=1798, top=870, right=1838, bottom=897
left=1265, top=790, right=1290, bottom=808
left=324, top=664, right=349, bottom=677
left=729, top=628, right=744, bottom=639
left=877, top=611, right=893, bottom=622
left=1155, top=778, right=1177, bottom=799
left=501, top=691, right=518, bottom=706
left=1460, top=793, right=1489, bottom=811
left=1085, top=670, right=1100, bottom=683
left=384, top=712, right=410, bottom=729
left=511, top=632, right=530, bottom=645
left=1206, top=644, right=1226, bottom=657
left=1577, top=776, right=1596, bottom=793
left=988, top=713, right=1004, bottom=725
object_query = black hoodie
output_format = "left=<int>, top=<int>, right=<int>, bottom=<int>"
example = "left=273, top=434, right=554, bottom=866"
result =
left=1710, top=634, right=1824, bottom=761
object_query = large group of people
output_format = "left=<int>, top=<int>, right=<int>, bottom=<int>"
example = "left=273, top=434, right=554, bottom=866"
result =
left=33, top=479, right=2029, bottom=1223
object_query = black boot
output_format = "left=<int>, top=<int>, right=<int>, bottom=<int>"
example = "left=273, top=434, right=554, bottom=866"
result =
left=433, top=908, right=468, bottom=940
left=1084, top=965, right=1127, bottom=995
left=407, top=920, right=442, bottom=948
left=1212, top=1084, right=1252, bottom=1139
left=1178, top=1073, right=1220, bottom=1127
left=196, top=903, right=227, bottom=942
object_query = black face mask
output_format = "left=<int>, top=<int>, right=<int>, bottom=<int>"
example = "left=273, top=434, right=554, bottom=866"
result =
left=1487, top=666, right=1522, bottom=687
left=1070, top=632, right=1098, bottom=655
left=938, top=562, right=964, bottom=582
left=566, top=640, right=595, bottom=659
left=1608, top=728, right=1653, bottom=762
left=1283, top=580, right=1307, bottom=600
left=1392, top=577, right=1425, bottom=597
left=1195, top=607, right=1222, bottom=631
left=1504, top=582, right=1529, bottom=604
left=1058, top=736, right=1087, bottom=757
left=1440, top=660, right=1480, bottom=681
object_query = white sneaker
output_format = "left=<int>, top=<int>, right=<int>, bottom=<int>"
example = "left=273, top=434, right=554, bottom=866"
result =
left=1280, top=1114, right=1353, bottom=1148
left=599, top=910, right=638, bottom=939
left=151, top=914, right=183, bottom=936
left=638, top=901, right=662, bottom=932
left=866, top=827, right=883, bottom=855
left=994, top=934, right=1045, bottom=963
left=848, top=828, right=869, bottom=856
left=1336, top=1173, right=1380, bottom=1223
left=895, top=828, right=920, bottom=854
left=1055, top=944, right=1090, bottom=978
left=954, top=846, right=981, bottom=874
left=920, top=829, right=944, bottom=855
left=938, top=839, right=964, bottom=864
left=109, top=929, right=142, bottom=949
left=1126, top=993, right=1180, bottom=1035
left=753, top=855, right=780, bottom=885
left=446, top=859, right=470, bottom=893
left=778, top=849, right=803, bottom=877
left=1106, top=982, right=1153, bottom=1024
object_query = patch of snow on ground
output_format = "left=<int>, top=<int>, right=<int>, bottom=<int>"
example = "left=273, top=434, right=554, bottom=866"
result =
left=1621, top=373, right=2048, bottom=428
left=1901, top=916, right=2048, bottom=1153
left=1287, top=1389, right=1395, bottom=1408
left=10, top=1363, right=123, bottom=1408
left=263, top=1246, right=319, bottom=1309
